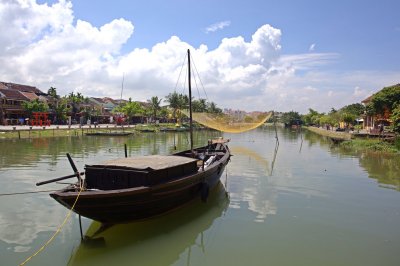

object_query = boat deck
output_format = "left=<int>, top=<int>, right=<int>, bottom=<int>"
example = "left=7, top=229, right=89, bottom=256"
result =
left=88, top=155, right=198, bottom=171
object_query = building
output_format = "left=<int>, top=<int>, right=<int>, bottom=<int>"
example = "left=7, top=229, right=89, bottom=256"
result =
left=0, top=82, right=46, bottom=125
left=361, top=84, right=399, bottom=130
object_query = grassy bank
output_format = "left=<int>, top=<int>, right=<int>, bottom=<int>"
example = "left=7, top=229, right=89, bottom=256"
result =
left=0, top=123, right=205, bottom=139
left=0, top=127, right=131, bottom=139
left=304, top=126, right=400, bottom=153
left=339, top=138, right=400, bottom=153
left=305, top=126, right=352, bottom=140
left=0, top=124, right=180, bottom=139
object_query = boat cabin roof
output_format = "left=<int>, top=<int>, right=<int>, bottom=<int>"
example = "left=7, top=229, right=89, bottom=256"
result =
left=86, top=155, right=198, bottom=171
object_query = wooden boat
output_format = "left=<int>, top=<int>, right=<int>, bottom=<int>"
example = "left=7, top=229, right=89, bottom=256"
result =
left=85, top=131, right=132, bottom=136
left=49, top=139, right=230, bottom=223
left=137, top=128, right=157, bottom=133
left=43, top=49, right=231, bottom=224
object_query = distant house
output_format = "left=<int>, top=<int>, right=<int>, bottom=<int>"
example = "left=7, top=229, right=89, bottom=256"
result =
left=361, top=86, right=396, bottom=130
left=0, top=82, right=47, bottom=125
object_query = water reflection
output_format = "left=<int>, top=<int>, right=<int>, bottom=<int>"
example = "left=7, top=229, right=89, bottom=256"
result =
left=228, top=139, right=278, bottom=223
left=1, top=128, right=400, bottom=265
left=0, top=194, right=74, bottom=252
left=0, top=131, right=223, bottom=265
left=68, top=183, right=229, bottom=266
left=303, top=129, right=400, bottom=191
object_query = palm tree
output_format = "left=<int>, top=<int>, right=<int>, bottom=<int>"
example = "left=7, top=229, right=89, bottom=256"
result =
left=149, top=96, right=162, bottom=122
left=67, top=92, right=86, bottom=122
left=207, top=101, right=222, bottom=114
left=113, top=100, right=143, bottom=124
left=47, top=87, right=58, bottom=98
left=165, top=92, right=181, bottom=118
left=192, top=98, right=207, bottom=112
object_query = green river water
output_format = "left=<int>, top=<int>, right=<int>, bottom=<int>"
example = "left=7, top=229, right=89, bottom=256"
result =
left=1, top=127, right=399, bottom=266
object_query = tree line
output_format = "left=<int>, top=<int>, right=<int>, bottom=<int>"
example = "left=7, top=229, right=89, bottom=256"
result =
left=279, top=84, right=400, bottom=133
left=22, top=87, right=222, bottom=124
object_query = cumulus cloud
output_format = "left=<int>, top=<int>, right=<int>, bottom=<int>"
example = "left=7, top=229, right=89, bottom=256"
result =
left=205, top=20, right=231, bottom=33
left=1, top=0, right=399, bottom=114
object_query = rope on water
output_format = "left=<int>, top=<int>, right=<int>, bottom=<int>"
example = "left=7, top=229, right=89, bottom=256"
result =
left=0, top=189, right=56, bottom=197
left=19, top=184, right=84, bottom=266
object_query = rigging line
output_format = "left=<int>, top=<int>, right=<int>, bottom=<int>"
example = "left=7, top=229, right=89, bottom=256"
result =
left=0, top=189, right=56, bottom=197
left=188, top=54, right=201, bottom=100
left=19, top=184, right=84, bottom=266
left=192, top=66, right=201, bottom=100
left=190, top=53, right=209, bottom=102
left=174, top=52, right=187, bottom=93
left=120, top=72, right=124, bottom=104
left=179, top=65, right=188, bottom=99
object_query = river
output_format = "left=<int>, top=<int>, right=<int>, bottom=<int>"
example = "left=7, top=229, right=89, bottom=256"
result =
left=1, top=127, right=399, bottom=265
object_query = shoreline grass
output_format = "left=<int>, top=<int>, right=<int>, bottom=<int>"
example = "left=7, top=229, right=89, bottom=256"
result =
left=0, top=123, right=205, bottom=139
left=304, top=126, right=400, bottom=153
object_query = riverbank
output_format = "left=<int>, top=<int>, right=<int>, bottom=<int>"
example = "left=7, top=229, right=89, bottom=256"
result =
left=304, top=126, right=400, bottom=153
left=0, top=123, right=192, bottom=139
left=305, top=126, right=352, bottom=140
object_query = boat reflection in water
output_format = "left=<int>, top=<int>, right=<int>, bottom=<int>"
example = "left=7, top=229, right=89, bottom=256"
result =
left=68, top=182, right=229, bottom=266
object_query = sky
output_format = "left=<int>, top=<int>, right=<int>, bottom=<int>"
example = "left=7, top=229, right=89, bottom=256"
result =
left=1, top=0, right=399, bottom=113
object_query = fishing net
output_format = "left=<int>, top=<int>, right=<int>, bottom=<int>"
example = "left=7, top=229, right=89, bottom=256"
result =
left=175, top=50, right=271, bottom=133
left=182, top=110, right=272, bottom=133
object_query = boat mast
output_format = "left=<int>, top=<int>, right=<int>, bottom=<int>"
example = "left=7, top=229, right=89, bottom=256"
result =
left=120, top=72, right=124, bottom=105
left=187, top=49, right=194, bottom=154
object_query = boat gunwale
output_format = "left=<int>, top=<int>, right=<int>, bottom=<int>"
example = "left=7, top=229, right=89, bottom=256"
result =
left=51, top=143, right=230, bottom=199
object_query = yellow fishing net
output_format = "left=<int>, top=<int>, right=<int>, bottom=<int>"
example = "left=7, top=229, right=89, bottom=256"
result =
left=182, top=110, right=272, bottom=133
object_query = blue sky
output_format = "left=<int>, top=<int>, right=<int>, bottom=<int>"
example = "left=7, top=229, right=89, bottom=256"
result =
left=69, top=0, right=400, bottom=69
left=2, top=0, right=400, bottom=113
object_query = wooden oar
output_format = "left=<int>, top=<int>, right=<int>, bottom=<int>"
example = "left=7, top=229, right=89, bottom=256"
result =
left=37, top=153, right=84, bottom=186
left=36, top=172, right=85, bottom=186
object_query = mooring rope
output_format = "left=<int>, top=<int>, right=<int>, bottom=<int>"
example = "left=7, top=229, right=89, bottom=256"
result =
left=19, top=184, right=84, bottom=266
left=0, top=189, right=56, bottom=197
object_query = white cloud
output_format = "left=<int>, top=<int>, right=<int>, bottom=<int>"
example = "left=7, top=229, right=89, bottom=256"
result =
left=1, top=0, right=399, bottom=114
left=205, top=20, right=231, bottom=33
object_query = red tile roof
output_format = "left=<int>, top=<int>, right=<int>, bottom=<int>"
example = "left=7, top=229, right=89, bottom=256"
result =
left=361, top=95, right=373, bottom=104
left=0, top=88, right=30, bottom=101
left=0, top=82, right=44, bottom=94
left=20, top=91, right=39, bottom=101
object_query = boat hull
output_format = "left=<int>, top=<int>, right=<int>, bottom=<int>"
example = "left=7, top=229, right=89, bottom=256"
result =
left=50, top=144, right=230, bottom=223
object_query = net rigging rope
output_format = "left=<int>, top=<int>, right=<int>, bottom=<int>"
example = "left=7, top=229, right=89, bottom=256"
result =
left=177, top=50, right=272, bottom=133
left=19, top=184, right=84, bottom=266
left=182, top=110, right=272, bottom=133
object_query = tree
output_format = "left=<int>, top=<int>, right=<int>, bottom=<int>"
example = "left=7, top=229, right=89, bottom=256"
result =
left=390, top=104, right=400, bottom=134
left=319, top=115, right=334, bottom=126
left=54, top=97, right=69, bottom=124
left=340, top=103, right=365, bottom=117
left=207, top=101, right=222, bottom=114
left=22, top=99, right=49, bottom=116
left=159, top=106, right=169, bottom=121
left=113, top=100, right=143, bottom=124
left=329, top=108, right=337, bottom=115
left=192, top=98, right=207, bottom=112
left=302, top=108, right=323, bottom=126
left=341, top=113, right=356, bottom=127
left=149, top=96, right=162, bottom=121
left=67, top=92, right=85, bottom=120
left=164, top=92, right=188, bottom=119
left=47, top=87, right=59, bottom=98
left=367, top=84, right=400, bottom=115
left=281, top=111, right=302, bottom=127
left=165, top=92, right=180, bottom=118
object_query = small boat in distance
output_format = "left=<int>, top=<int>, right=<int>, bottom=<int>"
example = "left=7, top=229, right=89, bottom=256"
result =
left=41, top=49, right=231, bottom=224
left=85, top=132, right=132, bottom=136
